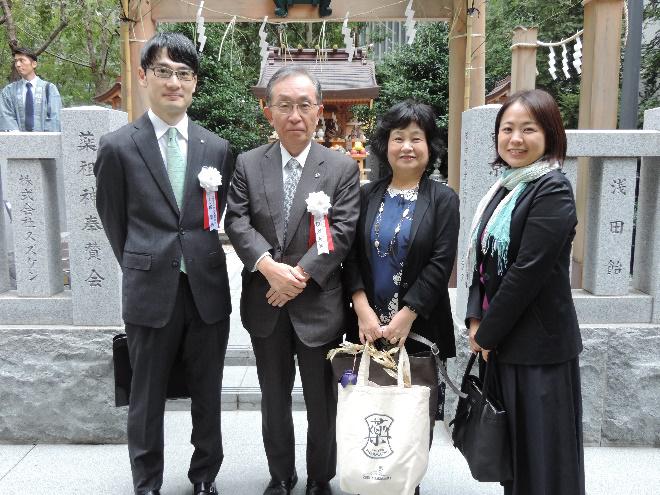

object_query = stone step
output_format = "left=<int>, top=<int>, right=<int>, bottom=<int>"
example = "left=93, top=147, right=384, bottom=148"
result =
left=165, top=365, right=306, bottom=412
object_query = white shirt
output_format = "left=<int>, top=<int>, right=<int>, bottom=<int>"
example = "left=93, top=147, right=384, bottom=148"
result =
left=21, top=75, right=41, bottom=104
left=148, top=109, right=189, bottom=169
left=279, top=141, right=311, bottom=183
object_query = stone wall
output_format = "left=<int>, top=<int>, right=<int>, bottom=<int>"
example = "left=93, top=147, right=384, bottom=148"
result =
left=0, top=326, right=126, bottom=443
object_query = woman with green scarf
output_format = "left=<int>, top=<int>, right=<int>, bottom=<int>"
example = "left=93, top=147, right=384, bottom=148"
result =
left=465, top=89, right=584, bottom=495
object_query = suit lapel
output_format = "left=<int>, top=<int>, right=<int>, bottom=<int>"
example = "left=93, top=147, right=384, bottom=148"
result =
left=131, top=114, right=179, bottom=215
left=363, top=179, right=389, bottom=267
left=180, top=121, right=206, bottom=218
left=261, top=143, right=285, bottom=249
left=408, top=176, right=431, bottom=250
left=284, top=142, right=325, bottom=250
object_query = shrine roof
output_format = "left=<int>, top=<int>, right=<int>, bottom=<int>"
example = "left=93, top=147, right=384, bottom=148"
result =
left=252, top=47, right=379, bottom=101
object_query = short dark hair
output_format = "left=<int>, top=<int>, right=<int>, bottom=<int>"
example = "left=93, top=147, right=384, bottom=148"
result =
left=140, top=32, right=199, bottom=75
left=265, top=66, right=322, bottom=105
left=493, top=89, right=567, bottom=167
left=12, top=47, right=37, bottom=62
left=370, top=100, right=443, bottom=173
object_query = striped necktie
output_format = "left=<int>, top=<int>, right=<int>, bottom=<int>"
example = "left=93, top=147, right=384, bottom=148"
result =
left=25, top=82, right=34, bottom=131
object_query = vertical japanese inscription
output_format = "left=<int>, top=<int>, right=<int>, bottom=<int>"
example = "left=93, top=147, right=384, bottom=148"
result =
left=77, top=131, right=105, bottom=288
left=18, top=174, right=38, bottom=281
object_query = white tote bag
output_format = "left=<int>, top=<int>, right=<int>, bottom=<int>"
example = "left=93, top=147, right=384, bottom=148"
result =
left=336, top=346, right=431, bottom=495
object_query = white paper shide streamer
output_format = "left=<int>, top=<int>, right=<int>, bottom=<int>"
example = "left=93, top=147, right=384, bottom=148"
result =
left=306, top=192, right=334, bottom=255
left=572, top=35, right=582, bottom=74
left=196, top=1, right=207, bottom=53
left=405, top=0, right=417, bottom=45
left=548, top=46, right=557, bottom=80
left=342, top=13, right=354, bottom=62
left=198, top=166, right=222, bottom=231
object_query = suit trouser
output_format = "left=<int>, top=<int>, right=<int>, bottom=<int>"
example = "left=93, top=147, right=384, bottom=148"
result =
left=251, top=310, right=340, bottom=483
left=125, top=274, right=229, bottom=494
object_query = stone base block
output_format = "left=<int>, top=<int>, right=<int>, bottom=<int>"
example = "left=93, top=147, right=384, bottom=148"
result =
left=0, top=326, right=126, bottom=443
left=447, top=311, right=660, bottom=447
left=573, top=289, right=653, bottom=324
left=0, top=290, right=72, bottom=325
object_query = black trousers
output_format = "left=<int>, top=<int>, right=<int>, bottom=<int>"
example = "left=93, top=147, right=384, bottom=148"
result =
left=250, top=310, right=340, bottom=483
left=125, top=274, right=230, bottom=494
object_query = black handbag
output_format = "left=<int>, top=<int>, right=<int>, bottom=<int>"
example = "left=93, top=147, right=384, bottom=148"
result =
left=112, top=333, right=190, bottom=407
left=449, top=352, right=513, bottom=482
left=330, top=332, right=465, bottom=421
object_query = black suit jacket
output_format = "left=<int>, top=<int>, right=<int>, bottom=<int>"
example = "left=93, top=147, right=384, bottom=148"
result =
left=94, top=113, right=234, bottom=328
left=466, top=169, right=583, bottom=365
left=343, top=175, right=460, bottom=358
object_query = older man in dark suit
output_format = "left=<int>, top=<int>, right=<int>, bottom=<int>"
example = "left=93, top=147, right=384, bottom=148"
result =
left=225, top=67, right=360, bottom=495
left=94, top=33, right=232, bottom=495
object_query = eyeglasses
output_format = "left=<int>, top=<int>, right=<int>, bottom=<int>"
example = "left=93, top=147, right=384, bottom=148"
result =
left=149, top=66, right=196, bottom=82
left=270, top=102, right=318, bottom=115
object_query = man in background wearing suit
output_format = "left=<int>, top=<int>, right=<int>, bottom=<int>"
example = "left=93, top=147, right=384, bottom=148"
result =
left=94, top=33, right=232, bottom=495
left=225, top=67, right=360, bottom=495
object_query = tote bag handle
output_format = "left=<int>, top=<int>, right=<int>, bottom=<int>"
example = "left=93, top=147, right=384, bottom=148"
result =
left=357, top=345, right=412, bottom=388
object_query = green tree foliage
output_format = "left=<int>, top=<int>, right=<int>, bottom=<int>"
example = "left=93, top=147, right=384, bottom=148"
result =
left=640, top=1, right=660, bottom=118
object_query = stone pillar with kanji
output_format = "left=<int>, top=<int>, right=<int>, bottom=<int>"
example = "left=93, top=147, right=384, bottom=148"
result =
left=60, top=107, right=127, bottom=325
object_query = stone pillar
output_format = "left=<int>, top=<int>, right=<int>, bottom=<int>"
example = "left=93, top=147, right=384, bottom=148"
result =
left=633, top=108, right=660, bottom=322
left=510, top=26, right=538, bottom=92
left=0, top=160, right=10, bottom=293
left=456, top=104, right=501, bottom=315
left=60, top=107, right=127, bottom=326
left=582, top=157, right=637, bottom=295
left=7, top=159, right=62, bottom=296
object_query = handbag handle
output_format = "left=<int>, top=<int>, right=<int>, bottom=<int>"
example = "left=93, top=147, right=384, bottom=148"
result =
left=408, top=331, right=468, bottom=399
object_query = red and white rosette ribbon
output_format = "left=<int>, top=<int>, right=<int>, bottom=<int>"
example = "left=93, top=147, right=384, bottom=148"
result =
left=198, top=166, right=222, bottom=231
left=306, top=191, right=334, bottom=255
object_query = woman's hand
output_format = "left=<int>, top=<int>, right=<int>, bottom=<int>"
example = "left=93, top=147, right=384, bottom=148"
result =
left=352, top=291, right=383, bottom=344
left=468, top=318, right=490, bottom=360
left=382, top=306, right=417, bottom=347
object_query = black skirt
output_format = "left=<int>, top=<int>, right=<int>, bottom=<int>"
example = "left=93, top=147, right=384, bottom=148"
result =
left=496, top=357, right=585, bottom=495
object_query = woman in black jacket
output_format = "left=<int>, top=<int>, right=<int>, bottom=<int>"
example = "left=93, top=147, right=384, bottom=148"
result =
left=343, top=99, right=459, bottom=380
left=466, top=89, right=584, bottom=495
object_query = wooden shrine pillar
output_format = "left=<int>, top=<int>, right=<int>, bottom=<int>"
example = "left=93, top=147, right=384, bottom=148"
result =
left=448, top=0, right=486, bottom=192
left=573, top=0, right=624, bottom=286
left=510, top=26, right=538, bottom=92
left=124, top=0, right=156, bottom=121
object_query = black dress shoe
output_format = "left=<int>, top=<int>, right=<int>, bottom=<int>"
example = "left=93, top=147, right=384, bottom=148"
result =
left=193, top=481, right=218, bottom=494
left=263, top=471, right=298, bottom=495
left=306, top=480, right=332, bottom=495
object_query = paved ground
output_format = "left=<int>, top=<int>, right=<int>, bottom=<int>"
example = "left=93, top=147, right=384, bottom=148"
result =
left=1, top=410, right=658, bottom=495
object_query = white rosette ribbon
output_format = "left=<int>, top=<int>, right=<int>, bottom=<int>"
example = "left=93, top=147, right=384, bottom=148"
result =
left=198, top=166, right=222, bottom=231
left=306, top=191, right=334, bottom=255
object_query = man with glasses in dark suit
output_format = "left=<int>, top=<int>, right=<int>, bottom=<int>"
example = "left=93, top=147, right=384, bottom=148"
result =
left=225, top=66, right=360, bottom=495
left=95, top=33, right=232, bottom=495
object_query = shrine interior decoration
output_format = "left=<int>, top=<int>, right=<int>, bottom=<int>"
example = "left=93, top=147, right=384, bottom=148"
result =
left=273, top=0, right=332, bottom=18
